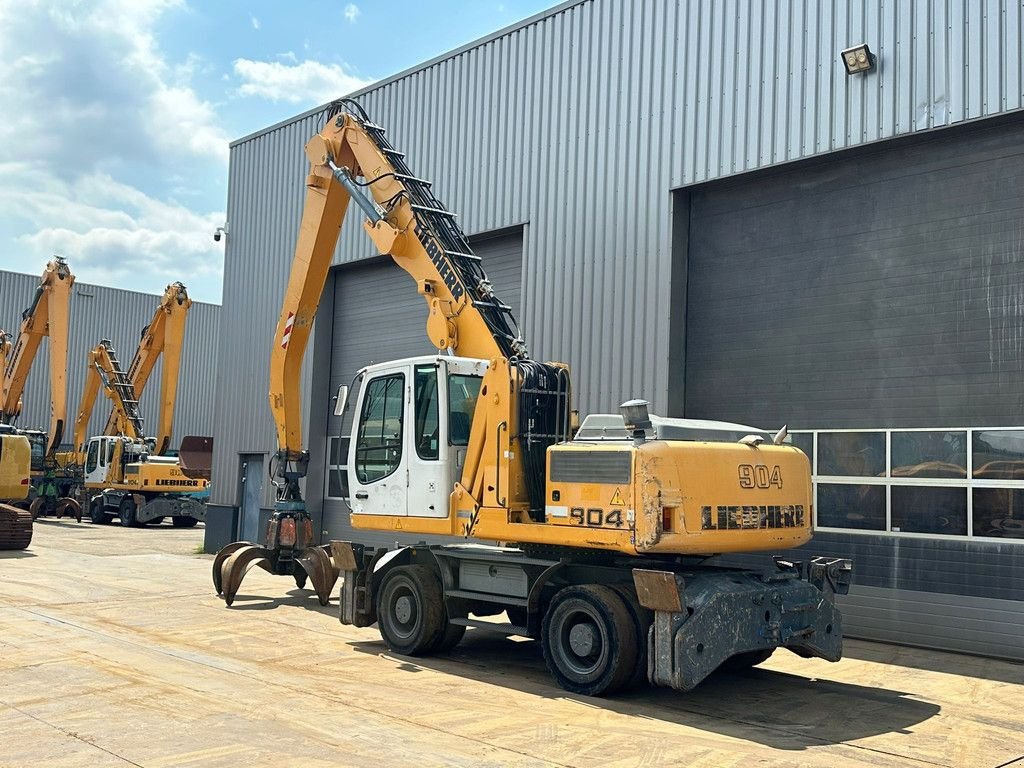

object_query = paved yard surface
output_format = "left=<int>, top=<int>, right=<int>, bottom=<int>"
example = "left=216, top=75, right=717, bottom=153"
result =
left=1, top=519, right=1022, bottom=768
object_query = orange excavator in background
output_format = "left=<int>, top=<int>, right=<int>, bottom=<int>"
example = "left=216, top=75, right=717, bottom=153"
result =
left=0, top=257, right=79, bottom=540
left=214, top=100, right=852, bottom=695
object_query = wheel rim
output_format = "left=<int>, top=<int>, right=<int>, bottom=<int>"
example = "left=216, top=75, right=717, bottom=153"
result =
left=553, top=604, right=609, bottom=679
left=385, top=579, right=420, bottom=641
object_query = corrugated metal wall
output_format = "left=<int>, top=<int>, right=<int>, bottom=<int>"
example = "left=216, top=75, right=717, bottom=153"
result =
left=0, top=270, right=220, bottom=448
left=212, top=0, right=1024, bottom=507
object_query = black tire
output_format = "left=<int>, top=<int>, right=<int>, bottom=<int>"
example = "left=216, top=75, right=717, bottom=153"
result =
left=609, top=584, right=653, bottom=689
left=433, top=619, right=467, bottom=652
left=118, top=497, right=137, bottom=528
left=541, top=584, right=638, bottom=697
left=719, top=648, right=775, bottom=672
left=376, top=565, right=445, bottom=656
left=89, top=499, right=113, bottom=525
left=172, top=516, right=199, bottom=528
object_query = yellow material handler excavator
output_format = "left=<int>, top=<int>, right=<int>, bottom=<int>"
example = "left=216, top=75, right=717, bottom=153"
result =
left=0, top=257, right=78, bottom=543
left=215, top=100, right=852, bottom=695
left=67, top=339, right=208, bottom=527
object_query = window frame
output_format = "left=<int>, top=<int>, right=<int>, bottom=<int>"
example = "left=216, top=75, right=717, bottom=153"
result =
left=325, top=435, right=351, bottom=500
left=795, top=426, right=1024, bottom=543
left=413, top=365, right=440, bottom=461
left=353, top=373, right=405, bottom=484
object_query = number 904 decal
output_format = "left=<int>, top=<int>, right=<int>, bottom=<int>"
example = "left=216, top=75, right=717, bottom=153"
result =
left=738, top=464, right=783, bottom=489
left=569, top=508, right=624, bottom=528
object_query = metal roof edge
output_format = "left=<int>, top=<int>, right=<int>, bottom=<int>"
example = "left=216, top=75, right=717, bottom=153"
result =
left=0, top=269, right=224, bottom=309
left=229, top=0, right=590, bottom=148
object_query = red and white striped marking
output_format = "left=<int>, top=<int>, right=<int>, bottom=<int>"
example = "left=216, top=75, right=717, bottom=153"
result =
left=281, top=312, right=295, bottom=349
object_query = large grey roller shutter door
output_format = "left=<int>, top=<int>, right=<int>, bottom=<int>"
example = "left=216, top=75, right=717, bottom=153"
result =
left=322, top=229, right=523, bottom=545
left=683, top=116, right=1024, bottom=429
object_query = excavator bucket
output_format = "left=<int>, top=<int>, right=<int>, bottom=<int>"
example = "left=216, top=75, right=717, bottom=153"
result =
left=178, top=435, right=213, bottom=480
left=296, top=546, right=338, bottom=606
left=219, top=545, right=275, bottom=607
left=214, top=542, right=339, bottom=607
left=212, top=540, right=254, bottom=595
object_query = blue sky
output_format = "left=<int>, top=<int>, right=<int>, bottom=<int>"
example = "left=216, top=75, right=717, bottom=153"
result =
left=0, top=0, right=553, bottom=303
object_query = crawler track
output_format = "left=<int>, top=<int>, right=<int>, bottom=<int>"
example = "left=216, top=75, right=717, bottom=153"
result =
left=0, top=503, right=33, bottom=550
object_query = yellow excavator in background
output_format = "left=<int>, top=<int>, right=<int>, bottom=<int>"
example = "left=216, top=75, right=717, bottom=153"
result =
left=64, top=339, right=208, bottom=527
left=0, top=257, right=78, bottom=541
left=0, top=426, right=32, bottom=548
left=215, top=100, right=852, bottom=695
left=103, top=281, right=192, bottom=456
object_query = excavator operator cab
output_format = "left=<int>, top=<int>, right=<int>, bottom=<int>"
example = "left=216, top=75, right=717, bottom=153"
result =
left=347, top=355, right=487, bottom=519
left=23, top=430, right=47, bottom=473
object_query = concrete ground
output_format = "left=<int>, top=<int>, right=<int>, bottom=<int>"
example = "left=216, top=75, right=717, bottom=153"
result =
left=1, top=521, right=1022, bottom=768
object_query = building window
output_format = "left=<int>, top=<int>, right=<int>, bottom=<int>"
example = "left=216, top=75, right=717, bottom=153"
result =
left=326, top=436, right=350, bottom=499
left=794, top=427, right=1024, bottom=542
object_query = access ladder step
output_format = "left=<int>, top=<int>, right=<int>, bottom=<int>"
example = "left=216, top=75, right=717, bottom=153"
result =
left=394, top=173, right=432, bottom=187
left=449, top=617, right=529, bottom=636
left=444, top=588, right=527, bottom=606
left=444, top=249, right=481, bottom=262
left=410, top=203, right=457, bottom=218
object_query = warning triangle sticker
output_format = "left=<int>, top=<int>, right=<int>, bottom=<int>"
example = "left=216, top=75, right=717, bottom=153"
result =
left=609, top=487, right=625, bottom=506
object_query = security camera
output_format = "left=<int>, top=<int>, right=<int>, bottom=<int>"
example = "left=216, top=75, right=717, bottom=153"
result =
left=214, top=224, right=228, bottom=243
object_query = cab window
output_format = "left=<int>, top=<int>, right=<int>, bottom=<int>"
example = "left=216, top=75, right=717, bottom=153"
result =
left=414, top=365, right=439, bottom=460
left=355, top=374, right=404, bottom=483
left=86, top=441, right=99, bottom=474
left=448, top=374, right=482, bottom=446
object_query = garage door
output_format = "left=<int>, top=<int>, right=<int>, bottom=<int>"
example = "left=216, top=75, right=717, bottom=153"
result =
left=683, top=115, right=1024, bottom=430
left=321, top=229, right=523, bottom=545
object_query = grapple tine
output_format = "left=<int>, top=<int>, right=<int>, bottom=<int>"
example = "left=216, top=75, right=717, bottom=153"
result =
left=221, top=545, right=273, bottom=606
left=297, top=546, right=338, bottom=606
left=213, top=541, right=254, bottom=595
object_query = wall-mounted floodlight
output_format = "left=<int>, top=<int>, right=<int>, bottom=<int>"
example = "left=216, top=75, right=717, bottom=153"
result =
left=841, top=44, right=875, bottom=75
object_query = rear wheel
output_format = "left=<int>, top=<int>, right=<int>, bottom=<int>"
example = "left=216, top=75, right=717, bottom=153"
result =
left=541, top=585, right=638, bottom=696
left=609, top=584, right=653, bottom=688
left=118, top=497, right=137, bottom=528
left=376, top=565, right=445, bottom=656
left=172, top=516, right=199, bottom=528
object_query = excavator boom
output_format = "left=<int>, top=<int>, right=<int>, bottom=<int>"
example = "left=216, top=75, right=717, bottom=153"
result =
left=0, top=257, right=75, bottom=457
left=104, top=282, right=191, bottom=455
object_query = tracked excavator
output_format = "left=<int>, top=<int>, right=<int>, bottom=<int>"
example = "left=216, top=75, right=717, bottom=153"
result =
left=67, top=340, right=208, bottom=527
left=0, top=257, right=78, bottom=544
left=215, top=100, right=852, bottom=695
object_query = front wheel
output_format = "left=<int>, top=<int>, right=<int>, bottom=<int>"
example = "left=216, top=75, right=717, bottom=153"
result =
left=541, top=585, right=638, bottom=697
left=118, top=497, right=137, bottom=528
left=376, top=565, right=445, bottom=656
left=89, top=499, right=113, bottom=525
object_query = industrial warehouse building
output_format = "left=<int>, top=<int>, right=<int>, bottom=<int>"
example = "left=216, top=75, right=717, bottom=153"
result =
left=207, top=0, right=1024, bottom=661
left=0, top=270, right=220, bottom=448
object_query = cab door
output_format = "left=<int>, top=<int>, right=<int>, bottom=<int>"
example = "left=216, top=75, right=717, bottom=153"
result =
left=348, top=366, right=409, bottom=517
left=84, top=437, right=111, bottom=486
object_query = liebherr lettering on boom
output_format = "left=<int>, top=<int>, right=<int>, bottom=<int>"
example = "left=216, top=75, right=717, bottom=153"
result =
left=215, top=100, right=853, bottom=696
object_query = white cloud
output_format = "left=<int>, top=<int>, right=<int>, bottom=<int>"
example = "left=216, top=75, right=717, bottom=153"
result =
left=344, top=3, right=360, bottom=23
left=233, top=58, right=373, bottom=105
left=0, top=0, right=228, bottom=301
left=0, top=169, right=224, bottom=300
left=251, top=15, right=260, bottom=29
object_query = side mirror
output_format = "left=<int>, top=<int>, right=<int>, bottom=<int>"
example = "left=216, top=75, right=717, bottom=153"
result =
left=334, top=384, right=350, bottom=416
